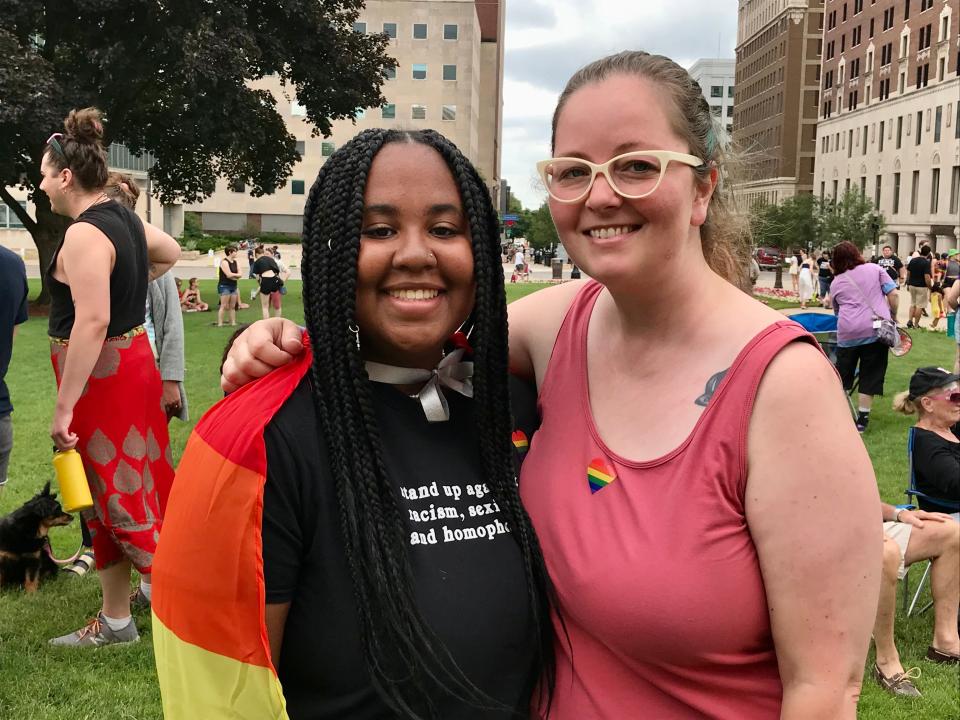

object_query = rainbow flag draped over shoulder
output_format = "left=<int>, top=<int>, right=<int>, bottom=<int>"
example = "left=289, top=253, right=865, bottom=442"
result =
left=152, top=333, right=313, bottom=719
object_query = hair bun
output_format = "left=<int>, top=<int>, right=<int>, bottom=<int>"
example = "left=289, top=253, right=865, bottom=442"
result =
left=63, top=107, right=105, bottom=145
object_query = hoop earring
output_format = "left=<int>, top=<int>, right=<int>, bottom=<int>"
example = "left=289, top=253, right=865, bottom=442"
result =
left=348, top=323, right=360, bottom=351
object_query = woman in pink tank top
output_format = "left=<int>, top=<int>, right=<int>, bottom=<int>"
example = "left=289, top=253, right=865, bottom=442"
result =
left=221, top=51, right=884, bottom=720
left=509, top=52, right=882, bottom=719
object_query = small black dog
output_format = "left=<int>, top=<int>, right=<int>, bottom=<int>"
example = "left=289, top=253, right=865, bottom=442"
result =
left=0, top=482, right=72, bottom=592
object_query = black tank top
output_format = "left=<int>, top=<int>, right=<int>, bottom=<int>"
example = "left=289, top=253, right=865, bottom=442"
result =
left=218, top=258, right=239, bottom=288
left=46, top=199, right=149, bottom=339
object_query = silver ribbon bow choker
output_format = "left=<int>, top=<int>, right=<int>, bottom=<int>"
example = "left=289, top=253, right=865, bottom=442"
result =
left=364, top=348, right=474, bottom=422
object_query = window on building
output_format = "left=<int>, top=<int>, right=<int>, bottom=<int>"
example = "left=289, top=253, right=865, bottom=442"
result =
left=413, top=23, right=427, bottom=39
left=854, top=0, right=863, bottom=13
left=875, top=175, right=882, bottom=209
left=833, top=179, right=839, bottom=199
left=295, top=140, right=305, bottom=156
left=920, top=0, right=933, bottom=11
left=846, top=178, right=852, bottom=194
left=904, top=0, right=910, bottom=21
left=863, top=124, right=869, bottom=154
left=726, top=105, right=734, bottom=117
left=728, top=86, right=734, bottom=97
left=291, top=180, right=305, bottom=195
left=848, top=128, right=854, bottom=157
left=381, top=104, right=396, bottom=119
left=353, top=22, right=366, bottom=33
left=910, top=170, right=920, bottom=213
left=843, top=2, right=848, bottom=21
left=841, top=33, right=846, bottom=52
left=412, top=63, right=427, bottom=80
left=931, top=168, right=940, bottom=212
left=821, top=181, right=826, bottom=200
left=853, top=25, right=862, bottom=46
left=411, top=104, right=426, bottom=120
left=383, top=22, right=397, bottom=38
left=291, top=100, right=307, bottom=117
left=442, top=105, right=456, bottom=121
left=321, top=142, right=335, bottom=156
left=950, top=165, right=960, bottom=214
left=879, top=120, right=885, bottom=151
left=900, top=34, right=909, bottom=58
left=893, top=172, right=901, bottom=213
left=939, top=57, right=947, bottom=82
left=443, top=24, right=458, bottom=40
left=883, top=7, right=894, bottom=30
left=919, top=24, right=932, bottom=50
left=385, top=66, right=396, bottom=80
left=710, top=86, right=722, bottom=97
left=442, top=64, right=457, bottom=81
left=869, top=17, right=875, bottom=37
left=860, top=176, right=867, bottom=197
left=942, top=15, right=951, bottom=41
left=916, top=110, right=923, bottom=144
left=228, top=179, right=245, bottom=193
left=898, top=70, right=906, bottom=94
left=935, top=105, right=943, bottom=141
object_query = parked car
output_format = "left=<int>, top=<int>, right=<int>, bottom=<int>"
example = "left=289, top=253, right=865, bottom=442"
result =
left=754, top=247, right=782, bottom=269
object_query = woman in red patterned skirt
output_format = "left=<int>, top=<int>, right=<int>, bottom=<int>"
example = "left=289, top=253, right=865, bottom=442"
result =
left=40, top=107, right=181, bottom=647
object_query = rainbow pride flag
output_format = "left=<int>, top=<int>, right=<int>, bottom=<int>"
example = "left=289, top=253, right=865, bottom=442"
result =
left=152, top=333, right=314, bottom=719
left=587, top=457, right=616, bottom=494
left=512, top=430, right=529, bottom=453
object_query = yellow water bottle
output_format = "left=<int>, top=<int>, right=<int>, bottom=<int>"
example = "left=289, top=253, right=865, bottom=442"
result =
left=52, top=449, right=94, bottom=513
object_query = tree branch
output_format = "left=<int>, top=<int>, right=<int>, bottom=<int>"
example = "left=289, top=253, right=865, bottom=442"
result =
left=0, top=186, right=37, bottom=234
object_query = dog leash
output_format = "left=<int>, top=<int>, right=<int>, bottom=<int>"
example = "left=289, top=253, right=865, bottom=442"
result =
left=44, top=539, right=86, bottom=567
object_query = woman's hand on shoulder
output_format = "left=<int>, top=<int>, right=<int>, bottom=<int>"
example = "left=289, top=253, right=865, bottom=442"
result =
left=747, top=340, right=880, bottom=718
left=221, top=318, right=304, bottom=392
left=507, top=279, right=588, bottom=384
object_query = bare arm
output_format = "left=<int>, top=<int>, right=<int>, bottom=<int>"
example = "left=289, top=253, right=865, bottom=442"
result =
left=220, top=258, right=242, bottom=280
left=143, top=221, right=181, bottom=281
left=946, top=281, right=960, bottom=311
left=747, top=342, right=880, bottom=719
left=885, top=286, right=898, bottom=315
left=264, top=602, right=290, bottom=666
left=51, top=225, right=115, bottom=449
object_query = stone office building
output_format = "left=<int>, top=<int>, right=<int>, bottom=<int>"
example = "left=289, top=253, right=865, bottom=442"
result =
left=815, top=0, right=960, bottom=254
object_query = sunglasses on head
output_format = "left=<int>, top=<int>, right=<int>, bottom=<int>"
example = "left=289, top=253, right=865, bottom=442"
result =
left=46, top=132, right=66, bottom=159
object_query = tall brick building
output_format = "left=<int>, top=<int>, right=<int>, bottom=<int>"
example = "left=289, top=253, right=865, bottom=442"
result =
left=815, top=0, right=960, bottom=255
left=734, top=0, right=825, bottom=207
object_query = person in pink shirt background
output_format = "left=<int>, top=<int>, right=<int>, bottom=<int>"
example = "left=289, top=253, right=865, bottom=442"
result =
left=221, top=51, right=882, bottom=720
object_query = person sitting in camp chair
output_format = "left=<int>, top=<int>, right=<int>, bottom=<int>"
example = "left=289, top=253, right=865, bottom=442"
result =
left=872, top=503, right=960, bottom=697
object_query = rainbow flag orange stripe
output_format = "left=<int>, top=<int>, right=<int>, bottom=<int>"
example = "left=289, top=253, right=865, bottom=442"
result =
left=512, top=430, right=529, bottom=451
left=152, top=333, right=314, bottom=719
left=587, top=457, right=616, bottom=494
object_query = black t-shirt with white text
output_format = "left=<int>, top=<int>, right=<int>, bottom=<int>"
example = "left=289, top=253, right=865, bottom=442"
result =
left=817, top=258, right=833, bottom=279
left=262, top=376, right=541, bottom=719
left=875, top=256, right=903, bottom=283
left=906, top=257, right=931, bottom=287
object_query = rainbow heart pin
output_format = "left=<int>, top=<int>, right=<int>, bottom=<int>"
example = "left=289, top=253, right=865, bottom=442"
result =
left=587, top=457, right=616, bottom=494
left=512, top=430, right=529, bottom=454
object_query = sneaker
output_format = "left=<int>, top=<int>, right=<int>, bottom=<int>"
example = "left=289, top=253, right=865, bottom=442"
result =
left=49, top=613, right=139, bottom=647
left=856, top=415, right=869, bottom=433
left=63, top=550, right=96, bottom=578
left=906, top=321, right=914, bottom=328
left=130, top=587, right=150, bottom=610
left=250, top=288, right=258, bottom=301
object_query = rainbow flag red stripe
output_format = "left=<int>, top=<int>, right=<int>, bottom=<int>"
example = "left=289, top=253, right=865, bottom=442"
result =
left=152, top=333, right=314, bottom=719
left=512, top=430, right=529, bottom=451
left=587, top=457, right=616, bottom=494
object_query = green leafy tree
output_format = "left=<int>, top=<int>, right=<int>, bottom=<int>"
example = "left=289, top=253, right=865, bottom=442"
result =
left=0, top=0, right=394, bottom=302
left=524, top=202, right=559, bottom=251
left=748, top=193, right=819, bottom=252
left=817, top=189, right=885, bottom=251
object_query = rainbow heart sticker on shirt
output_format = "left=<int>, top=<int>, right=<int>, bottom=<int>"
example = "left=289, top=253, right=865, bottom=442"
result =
left=512, top=430, right=529, bottom=453
left=587, top=457, right=616, bottom=494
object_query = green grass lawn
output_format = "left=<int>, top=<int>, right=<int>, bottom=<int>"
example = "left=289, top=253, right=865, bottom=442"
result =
left=1, top=279, right=957, bottom=718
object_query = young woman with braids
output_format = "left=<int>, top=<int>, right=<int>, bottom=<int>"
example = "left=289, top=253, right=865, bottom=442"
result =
left=223, top=52, right=880, bottom=718
left=152, top=129, right=554, bottom=720
left=39, top=108, right=180, bottom=646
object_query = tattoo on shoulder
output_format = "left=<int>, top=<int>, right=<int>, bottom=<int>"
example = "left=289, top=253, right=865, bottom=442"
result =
left=695, top=369, right=729, bottom=407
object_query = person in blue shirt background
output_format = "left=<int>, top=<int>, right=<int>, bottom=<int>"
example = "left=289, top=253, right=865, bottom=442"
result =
left=0, top=244, right=29, bottom=492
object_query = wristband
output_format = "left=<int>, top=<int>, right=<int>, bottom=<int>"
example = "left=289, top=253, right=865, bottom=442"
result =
left=894, top=508, right=905, bottom=522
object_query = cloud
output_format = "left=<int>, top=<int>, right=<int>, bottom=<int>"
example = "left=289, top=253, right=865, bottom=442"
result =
left=501, top=1, right=738, bottom=208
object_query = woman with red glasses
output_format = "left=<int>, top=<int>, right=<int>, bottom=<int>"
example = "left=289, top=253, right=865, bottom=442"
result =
left=894, top=367, right=960, bottom=518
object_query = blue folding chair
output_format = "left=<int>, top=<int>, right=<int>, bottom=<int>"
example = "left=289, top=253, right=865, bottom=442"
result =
left=900, top=427, right=960, bottom=616
left=787, top=312, right=858, bottom=419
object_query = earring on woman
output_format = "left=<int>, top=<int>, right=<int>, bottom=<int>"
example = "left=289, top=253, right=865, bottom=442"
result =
left=348, top=323, right=360, bottom=351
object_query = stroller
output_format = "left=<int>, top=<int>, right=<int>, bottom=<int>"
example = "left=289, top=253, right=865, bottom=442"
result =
left=787, top=311, right=912, bottom=419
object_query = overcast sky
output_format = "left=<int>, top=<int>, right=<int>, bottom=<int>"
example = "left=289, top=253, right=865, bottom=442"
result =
left=502, top=0, right=738, bottom=209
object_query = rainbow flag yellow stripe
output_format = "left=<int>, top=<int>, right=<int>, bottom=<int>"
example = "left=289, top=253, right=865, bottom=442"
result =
left=153, top=333, right=314, bottom=719
left=512, top=430, right=529, bottom=451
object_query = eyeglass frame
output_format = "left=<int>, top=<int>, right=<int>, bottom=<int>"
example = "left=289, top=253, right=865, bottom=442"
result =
left=46, top=132, right=67, bottom=160
left=536, top=150, right=706, bottom=204
left=923, top=388, right=960, bottom=404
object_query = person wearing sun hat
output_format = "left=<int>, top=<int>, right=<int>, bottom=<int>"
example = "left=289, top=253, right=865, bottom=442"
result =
left=944, top=248, right=959, bottom=289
